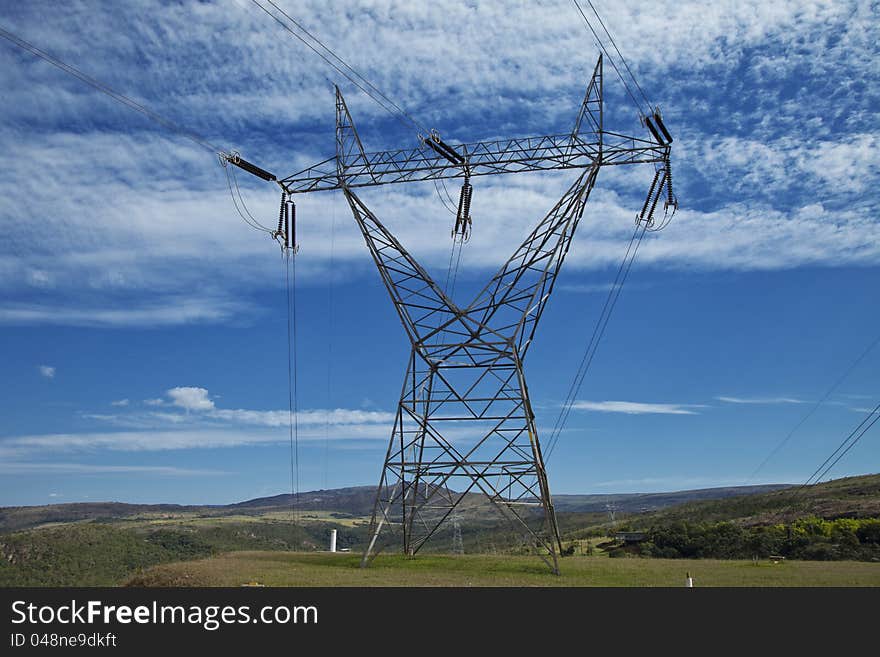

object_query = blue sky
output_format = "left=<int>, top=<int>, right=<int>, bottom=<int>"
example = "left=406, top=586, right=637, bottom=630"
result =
left=1, top=0, right=878, bottom=506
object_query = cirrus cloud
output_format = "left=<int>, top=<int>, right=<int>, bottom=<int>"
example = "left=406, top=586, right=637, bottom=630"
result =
left=570, top=400, right=703, bottom=415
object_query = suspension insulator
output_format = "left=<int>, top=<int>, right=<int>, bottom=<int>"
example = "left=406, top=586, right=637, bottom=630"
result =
left=277, top=192, right=286, bottom=237
left=646, top=170, right=666, bottom=224
left=653, top=112, right=674, bottom=144
left=426, top=135, right=465, bottom=166
left=639, top=169, right=661, bottom=221
left=454, top=176, right=473, bottom=240
left=462, top=183, right=473, bottom=218
left=283, top=200, right=290, bottom=251
left=287, top=199, right=297, bottom=253
left=644, top=116, right=665, bottom=145
left=228, top=155, right=276, bottom=182
left=664, top=159, right=677, bottom=213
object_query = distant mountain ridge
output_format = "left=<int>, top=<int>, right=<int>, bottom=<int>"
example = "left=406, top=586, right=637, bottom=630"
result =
left=551, top=484, right=792, bottom=514
left=1, top=482, right=792, bottom=533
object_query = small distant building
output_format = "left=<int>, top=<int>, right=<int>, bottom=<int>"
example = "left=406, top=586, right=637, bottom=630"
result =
left=614, top=531, right=647, bottom=544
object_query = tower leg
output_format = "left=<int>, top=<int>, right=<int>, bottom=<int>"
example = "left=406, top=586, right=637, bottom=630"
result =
left=361, top=347, right=562, bottom=572
left=349, top=170, right=598, bottom=574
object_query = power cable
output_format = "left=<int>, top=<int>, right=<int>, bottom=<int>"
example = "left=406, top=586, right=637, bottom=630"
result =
left=544, top=220, right=648, bottom=460
left=748, top=331, right=880, bottom=482
left=800, top=400, right=880, bottom=489
left=251, top=2, right=467, bottom=221
left=570, top=0, right=646, bottom=117
left=249, top=0, right=426, bottom=134
left=433, top=179, right=458, bottom=216
left=251, top=1, right=460, bottom=215
left=263, top=0, right=427, bottom=132
left=0, top=23, right=221, bottom=154
left=0, top=23, right=277, bottom=238
left=584, top=0, right=652, bottom=110
left=284, top=250, right=300, bottom=530
left=323, top=199, right=337, bottom=490
left=447, top=236, right=465, bottom=301
left=224, top=164, right=276, bottom=233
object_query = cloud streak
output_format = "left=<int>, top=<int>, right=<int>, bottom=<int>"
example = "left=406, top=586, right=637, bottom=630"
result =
left=715, top=396, right=808, bottom=405
left=0, top=462, right=230, bottom=476
left=570, top=400, right=702, bottom=415
left=2, top=426, right=388, bottom=454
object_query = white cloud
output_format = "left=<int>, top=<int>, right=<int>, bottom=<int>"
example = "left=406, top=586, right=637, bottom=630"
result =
left=210, top=407, right=395, bottom=428
left=0, top=461, right=229, bottom=476
left=570, top=400, right=701, bottom=415
left=0, top=295, right=255, bottom=328
left=0, top=0, right=877, bottom=328
left=3, top=376, right=398, bottom=468
left=38, top=365, right=55, bottom=379
left=111, top=399, right=130, bottom=407
left=716, top=396, right=808, bottom=405
left=59, top=385, right=397, bottom=451
left=2, top=426, right=386, bottom=453
left=26, top=268, right=53, bottom=288
left=691, top=133, right=880, bottom=199
left=167, top=386, right=215, bottom=412
left=111, top=386, right=396, bottom=427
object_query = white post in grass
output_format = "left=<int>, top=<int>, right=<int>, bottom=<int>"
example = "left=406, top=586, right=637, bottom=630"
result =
left=330, top=529, right=338, bottom=553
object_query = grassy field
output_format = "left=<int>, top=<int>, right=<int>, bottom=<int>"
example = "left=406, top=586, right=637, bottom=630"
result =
left=126, top=551, right=880, bottom=587
left=4, top=475, right=879, bottom=586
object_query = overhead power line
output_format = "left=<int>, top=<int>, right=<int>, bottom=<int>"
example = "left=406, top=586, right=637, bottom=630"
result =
left=584, top=0, right=652, bottom=110
left=0, top=23, right=221, bottom=154
left=800, top=399, right=880, bottom=489
left=284, top=251, right=301, bottom=528
left=1, top=22, right=285, bottom=239
left=748, top=331, right=880, bottom=482
left=249, top=0, right=427, bottom=135
left=571, top=0, right=646, bottom=117
left=544, top=220, right=649, bottom=461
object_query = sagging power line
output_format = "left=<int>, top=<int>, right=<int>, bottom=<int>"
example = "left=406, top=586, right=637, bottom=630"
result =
left=801, top=400, right=880, bottom=489
left=1, top=20, right=304, bottom=534
left=0, top=23, right=285, bottom=241
left=249, top=0, right=427, bottom=135
left=748, top=331, right=880, bottom=482
left=0, top=24, right=221, bottom=155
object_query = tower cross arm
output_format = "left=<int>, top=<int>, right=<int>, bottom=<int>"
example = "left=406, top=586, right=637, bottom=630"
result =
left=279, top=132, right=666, bottom=194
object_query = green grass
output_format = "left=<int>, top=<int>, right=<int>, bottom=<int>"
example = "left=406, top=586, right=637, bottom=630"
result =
left=125, top=551, right=880, bottom=587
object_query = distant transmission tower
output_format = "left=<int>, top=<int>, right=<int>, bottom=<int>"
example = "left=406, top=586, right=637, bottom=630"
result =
left=452, top=510, right=464, bottom=556
left=606, top=503, right=617, bottom=526
left=227, top=55, right=676, bottom=573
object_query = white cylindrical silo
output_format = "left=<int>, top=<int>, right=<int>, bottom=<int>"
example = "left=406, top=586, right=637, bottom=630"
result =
left=330, top=529, right=338, bottom=553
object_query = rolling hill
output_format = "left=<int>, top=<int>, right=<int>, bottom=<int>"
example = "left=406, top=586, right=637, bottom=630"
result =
left=1, top=475, right=877, bottom=586
left=0, top=482, right=791, bottom=534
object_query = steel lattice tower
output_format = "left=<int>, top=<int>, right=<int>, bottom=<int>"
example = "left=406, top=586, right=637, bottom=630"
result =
left=229, top=56, right=675, bottom=572
left=348, top=166, right=599, bottom=573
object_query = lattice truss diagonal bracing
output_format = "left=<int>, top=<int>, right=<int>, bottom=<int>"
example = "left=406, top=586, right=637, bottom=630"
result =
left=348, top=163, right=599, bottom=573
left=223, top=54, right=675, bottom=573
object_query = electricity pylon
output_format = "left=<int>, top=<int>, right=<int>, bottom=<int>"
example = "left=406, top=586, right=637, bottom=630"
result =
left=228, top=55, right=675, bottom=573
